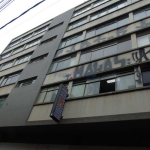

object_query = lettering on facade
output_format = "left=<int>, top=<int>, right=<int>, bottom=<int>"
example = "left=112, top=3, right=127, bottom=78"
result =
left=56, top=19, right=150, bottom=57
left=52, top=48, right=150, bottom=83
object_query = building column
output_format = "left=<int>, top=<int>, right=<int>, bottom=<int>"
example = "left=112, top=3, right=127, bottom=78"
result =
left=68, top=81, right=73, bottom=97
left=131, top=33, right=138, bottom=49
left=87, top=15, right=90, bottom=22
left=75, top=51, right=81, bottom=65
left=82, top=30, right=87, bottom=40
left=129, top=12, right=134, bottom=23
left=134, top=66, right=143, bottom=88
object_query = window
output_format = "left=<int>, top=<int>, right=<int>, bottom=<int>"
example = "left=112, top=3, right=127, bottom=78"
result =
left=1, top=51, right=12, bottom=59
left=70, top=72, right=135, bottom=98
left=40, top=36, right=56, bottom=45
left=94, top=0, right=109, bottom=8
left=73, top=5, right=91, bottom=17
left=142, top=70, right=150, bottom=86
left=67, top=18, right=87, bottom=30
left=50, top=56, right=76, bottom=72
left=79, top=39, right=132, bottom=64
left=59, top=34, right=82, bottom=49
left=134, top=5, right=150, bottom=21
left=25, top=38, right=41, bottom=49
left=0, top=97, right=7, bottom=108
left=30, top=54, right=48, bottom=64
left=33, top=25, right=49, bottom=36
left=87, top=15, right=129, bottom=38
left=137, top=33, right=150, bottom=47
left=12, top=46, right=24, bottom=55
left=0, top=61, right=14, bottom=71
left=116, top=74, right=135, bottom=91
left=21, top=33, right=33, bottom=42
left=0, top=72, right=21, bottom=86
left=8, top=39, right=21, bottom=48
left=18, top=77, right=37, bottom=87
left=90, top=1, right=127, bottom=21
left=14, top=54, right=32, bottom=66
left=36, top=86, right=60, bottom=104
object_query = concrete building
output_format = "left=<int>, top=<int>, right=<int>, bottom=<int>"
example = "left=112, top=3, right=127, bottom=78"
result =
left=0, top=0, right=150, bottom=149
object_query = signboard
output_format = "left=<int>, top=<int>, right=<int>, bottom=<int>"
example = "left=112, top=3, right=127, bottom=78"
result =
left=50, top=84, right=68, bottom=122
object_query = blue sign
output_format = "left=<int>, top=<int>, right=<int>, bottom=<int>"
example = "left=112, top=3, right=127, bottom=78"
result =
left=50, top=84, right=68, bottom=122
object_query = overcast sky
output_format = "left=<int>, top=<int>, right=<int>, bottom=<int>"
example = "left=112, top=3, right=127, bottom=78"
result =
left=0, top=0, right=87, bottom=53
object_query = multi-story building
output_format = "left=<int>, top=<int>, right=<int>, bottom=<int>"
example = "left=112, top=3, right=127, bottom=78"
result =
left=0, top=0, right=150, bottom=149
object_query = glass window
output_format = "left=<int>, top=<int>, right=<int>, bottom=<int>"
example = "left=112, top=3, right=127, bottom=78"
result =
left=25, top=38, right=41, bottom=49
left=118, top=17, right=129, bottom=27
left=91, top=49, right=103, bottom=60
left=86, top=30, right=95, bottom=39
left=118, top=2, right=127, bottom=9
left=99, top=10, right=107, bottom=17
left=117, top=39, right=132, bottom=53
left=142, top=71, right=150, bottom=86
left=1, top=51, right=12, bottom=59
left=108, top=6, right=117, bottom=13
left=70, top=84, right=85, bottom=97
left=146, top=9, right=150, bottom=16
left=132, top=0, right=140, bottom=3
left=33, top=25, right=49, bottom=36
left=91, top=13, right=99, bottom=21
left=116, top=74, right=135, bottom=91
left=79, top=52, right=91, bottom=64
left=134, top=11, right=146, bottom=21
left=0, top=73, right=20, bottom=86
left=36, top=92, right=46, bottom=103
left=96, top=26, right=106, bottom=35
left=106, top=21, right=117, bottom=31
left=14, top=54, right=31, bottom=66
left=137, top=34, right=150, bottom=47
left=84, top=82, right=100, bottom=96
left=21, top=33, right=32, bottom=42
left=12, top=47, right=24, bottom=55
left=59, top=34, right=82, bottom=49
left=104, top=45, right=117, bottom=57
left=0, top=61, right=13, bottom=71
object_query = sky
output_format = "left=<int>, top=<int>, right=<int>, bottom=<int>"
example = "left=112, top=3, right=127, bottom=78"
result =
left=0, top=0, right=88, bottom=53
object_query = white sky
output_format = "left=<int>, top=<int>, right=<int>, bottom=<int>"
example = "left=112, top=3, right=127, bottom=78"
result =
left=0, top=0, right=87, bottom=54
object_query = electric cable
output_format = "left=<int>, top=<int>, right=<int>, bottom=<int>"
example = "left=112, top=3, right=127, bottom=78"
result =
left=0, top=0, right=61, bottom=37
left=0, top=0, right=46, bottom=30
left=0, top=0, right=14, bottom=12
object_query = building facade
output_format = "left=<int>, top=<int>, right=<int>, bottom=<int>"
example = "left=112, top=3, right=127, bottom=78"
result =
left=0, top=0, right=150, bottom=149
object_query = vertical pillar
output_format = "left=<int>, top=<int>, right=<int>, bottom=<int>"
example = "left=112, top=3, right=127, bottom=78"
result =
left=131, top=33, right=138, bottom=49
left=129, top=12, right=134, bottom=23
left=68, top=81, right=73, bottom=97
left=134, top=66, right=143, bottom=88
left=75, top=51, right=81, bottom=65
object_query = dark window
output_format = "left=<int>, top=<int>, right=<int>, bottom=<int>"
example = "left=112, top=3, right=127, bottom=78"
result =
left=142, top=71, right=150, bottom=86
left=18, top=77, right=37, bottom=87
left=30, top=54, right=48, bottom=63
left=100, top=79, right=115, bottom=93
left=49, top=22, right=63, bottom=30
left=40, top=36, right=57, bottom=45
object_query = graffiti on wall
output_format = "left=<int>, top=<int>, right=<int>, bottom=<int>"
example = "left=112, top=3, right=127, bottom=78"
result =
left=56, top=18, right=150, bottom=57
left=49, top=47, right=150, bottom=84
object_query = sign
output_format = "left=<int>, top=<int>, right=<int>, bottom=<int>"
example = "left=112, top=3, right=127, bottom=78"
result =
left=50, top=84, right=68, bottom=122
